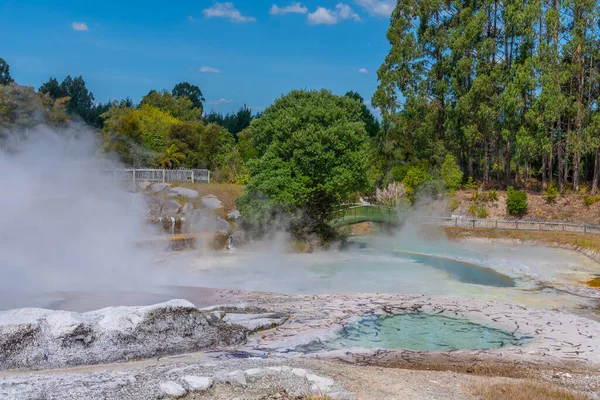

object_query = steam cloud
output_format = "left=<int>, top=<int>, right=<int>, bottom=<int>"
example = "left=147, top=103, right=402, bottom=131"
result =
left=0, top=125, right=165, bottom=308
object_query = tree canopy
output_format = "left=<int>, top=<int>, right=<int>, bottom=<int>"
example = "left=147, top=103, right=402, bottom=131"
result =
left=373, top=0, right=599, bottom=192
left=0, top=58, right=14, bottom=85
left=236, top=89, right=372, bottom=240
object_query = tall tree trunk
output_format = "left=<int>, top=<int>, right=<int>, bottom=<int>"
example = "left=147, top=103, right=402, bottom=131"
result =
left=524, top=162, right=529, bottom=188
left=558, top=139, right=564, bottom=192
left=573, top=151, right=580, bottom=191
left=548, top=141, right=553, bottom=186
left=515, top=162, right=519, bottom=185
left=542, top=153, right=547, bottom=188
left=468, top=156, right=474, bottom=180
left=592, top=148, right=600, bottom=194
left=504, top=139, right=511, bottom=187
left=483, top=142, right=490, bottom=187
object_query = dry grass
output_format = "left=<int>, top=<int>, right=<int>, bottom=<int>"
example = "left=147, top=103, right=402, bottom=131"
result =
left=443, top=226, right=600, bottom=253
left=173, top=182, right=244, bottom=211
left=471, top=380, right=588, bottom=400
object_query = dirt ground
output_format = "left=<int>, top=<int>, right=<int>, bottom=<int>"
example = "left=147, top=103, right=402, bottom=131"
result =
left=443, top=189, right=600, bottom=224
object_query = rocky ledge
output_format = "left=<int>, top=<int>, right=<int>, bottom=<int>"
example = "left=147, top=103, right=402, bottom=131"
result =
left=0, top=299, right=288, bottom=371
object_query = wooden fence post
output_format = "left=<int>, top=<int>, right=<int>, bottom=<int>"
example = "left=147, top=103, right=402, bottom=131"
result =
left=191, top=170, right=194, bottom=184
left=162, top=170, right=166, bottom=183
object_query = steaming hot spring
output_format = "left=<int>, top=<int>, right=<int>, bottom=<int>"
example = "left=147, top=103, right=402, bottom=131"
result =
left=1, top=131, right=600, bottom=399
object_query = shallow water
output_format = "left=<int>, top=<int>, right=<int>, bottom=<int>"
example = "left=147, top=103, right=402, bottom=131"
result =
left=296, top=313, right=524, bottom=352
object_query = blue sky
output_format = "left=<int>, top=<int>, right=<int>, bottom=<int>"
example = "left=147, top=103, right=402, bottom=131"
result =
left=0, top=0, right=394, bottom=114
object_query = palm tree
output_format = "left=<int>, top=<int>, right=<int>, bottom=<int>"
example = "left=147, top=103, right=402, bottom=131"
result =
left=158, top=144, right=186, bottom=169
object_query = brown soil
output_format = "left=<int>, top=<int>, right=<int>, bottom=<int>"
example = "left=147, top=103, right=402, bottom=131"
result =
left=470, top=381, right=588, bottom=400
left=443, top=189, right=600, bottom=224
left=442, top=226, right=600, bottom=254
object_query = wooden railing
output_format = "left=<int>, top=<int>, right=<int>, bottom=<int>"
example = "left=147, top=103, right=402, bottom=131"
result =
left=101, top=168, right=210, bottom=183
left=331, top=204, right=600, bottom=235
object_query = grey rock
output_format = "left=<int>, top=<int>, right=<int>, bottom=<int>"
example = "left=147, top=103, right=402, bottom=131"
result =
left=201, top=195, right=223, bottom=209
left=244, top=368, right=266, bottom=378
left=229, top=231, right=247, bottom=248
left=227, top=210, right=241, bottom=221
left=223, top=313, right=288, bottom=332
left=191, top=210, right=229, bottom=234
left=168, top=187, right=199, bottom=199
left=0, top=300, right=247, bottom=371
left=151, top=183, right=171, bottom=193
left=181, top=376, right=212, bottom=391
left=161, top=200, right=181, bottom=216
left=138, top=180, right=151, bottom=190
left=159, top=381, right=186, bottom=397
left=145, top=197, right=163, bottom=214
left=306, top=373, right=335, bottom=393
left=182, top=203, right=194, bottom=233
left=291, top=368, right=308, bottom=378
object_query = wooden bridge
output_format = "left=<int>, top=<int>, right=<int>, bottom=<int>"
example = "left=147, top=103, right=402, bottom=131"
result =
left=330, top=204, right=600, bottom=235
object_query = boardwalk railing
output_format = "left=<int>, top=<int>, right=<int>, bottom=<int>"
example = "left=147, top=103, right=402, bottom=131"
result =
left=101, top=169, right=210, bottom=184
left=331, top=204, right=600, bottom=235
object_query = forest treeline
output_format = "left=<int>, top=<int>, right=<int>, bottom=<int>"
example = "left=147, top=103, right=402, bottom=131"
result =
left=373, top=0, right=599, bottom=193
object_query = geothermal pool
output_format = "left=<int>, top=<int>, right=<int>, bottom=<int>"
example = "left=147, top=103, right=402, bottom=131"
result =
left=296, top=313, right=525, bottom=352
left=6, top=235, right=599, bottom=318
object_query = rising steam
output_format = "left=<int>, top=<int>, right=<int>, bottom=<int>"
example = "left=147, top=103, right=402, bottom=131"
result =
left=0, top=125, right=165, bottom=308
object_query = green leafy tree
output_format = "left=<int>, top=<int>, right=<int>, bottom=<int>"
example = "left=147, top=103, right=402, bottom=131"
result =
left=344, top=91, right=380, bottom=138
left=141, top=89, right=202, bottom=122
left=441, top=154, right=463, bottom=192
left=236, top=89, right=371, bottom=241
left=0, top=58, right=14, bottom=85
left=158, top=143, right=186, bottom=169
left=172, top=82, right=205, bottom=111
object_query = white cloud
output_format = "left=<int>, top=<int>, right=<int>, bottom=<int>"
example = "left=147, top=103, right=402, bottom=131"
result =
left=270, top=2, right=308, bottom=15
left=71, top=22, right=88, bottom=31
left=199, top=66, right=221, bottom=74
left=208, top=98, right=234, bottom=105
left=308, top=3, right=360, bottom=25
left=358, top=68, right=368, bottom=74
left=308, top=7, right=338, bottom=25
left=354, top=0, right=395, bottom=17
left=336, top=3, right=361, bottom=21
left=203, top=2, right=256, bottom=23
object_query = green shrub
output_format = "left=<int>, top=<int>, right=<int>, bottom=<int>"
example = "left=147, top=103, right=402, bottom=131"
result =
left=544, top=183, right=559, bottom=204
left=488, top=189, right=498, bottom=201
left=388, top=165, right=411, bottom=183
left=506, top=187, right=528, bottom=216
left=465, top=176, right=477, bottom=189
left=441, top=155, right=463, bottom=192
left=477, top=205, right=488, bottom=219
left=583, top=195, right=600, bottom=207
left=403, top=166, right=433, bottom=203
left=470, top=190, right=480, bottom=201
left=448, top=196, right=459, bottom=212
left=468, top=203, right=478, bottom=217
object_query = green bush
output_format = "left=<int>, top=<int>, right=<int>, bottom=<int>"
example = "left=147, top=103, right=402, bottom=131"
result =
left=468, top=203, right=478, bottom=217
left=477, top=205, right=488, bottom=219
left=448, top=196, right=459, bottom=212
left=441, top=154, right=463, bottom=192
left=387, top=165, right=411, bottom=183
left=488, top=189, right=498, bottom=201
left=583, top=195, right=600, bottom=207
left=403, top=166, right=433, bottom=203
left=506, top=187, right=528, bottom=216
left=464, top=176, right=477, bottom=189
left=544, top=183, right=559, bottom=204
